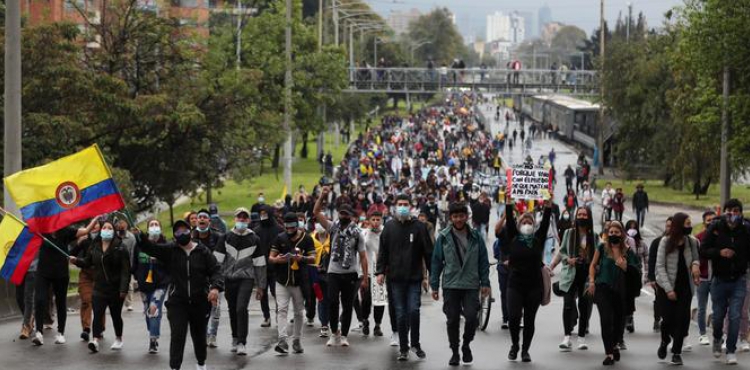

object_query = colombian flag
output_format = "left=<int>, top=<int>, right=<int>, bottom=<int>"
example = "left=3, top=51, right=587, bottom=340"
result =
left=0, top=213, right=42, bottom=285
left=4, top=144, right=125, bottom=234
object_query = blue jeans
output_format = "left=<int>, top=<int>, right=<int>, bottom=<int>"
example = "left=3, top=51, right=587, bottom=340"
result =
left=141, top=289, right=166, bottom=339
left=544, top=238, right=555, bottom=265
left=712, top=276, right=747, bottom=353
left=635, top=209, right=646, bottom=228
left=391, top=281, right=422, bottom=352
left=206, top=291, right=222, bottom=337
left=697, top=280, right=712, bottom=335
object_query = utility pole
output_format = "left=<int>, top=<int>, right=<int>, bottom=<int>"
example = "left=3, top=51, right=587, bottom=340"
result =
left=626, top=2, right=632, bottom=42
left=720, top=66, right=731, bottom=205
left=333, top=0, right=339, bottom=45
left=236, top=0, right=242, bottom=69
left=283, top=0, right=293, bottom=194
left=595, top=0, right=605, bottom=176
left=4, top=0, right=22, bottom=214
left=318, top=0, right=323, bottom=50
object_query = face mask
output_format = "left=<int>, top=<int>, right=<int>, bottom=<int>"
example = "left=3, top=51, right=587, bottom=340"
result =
left=315, top=223, right=325, bottom=234
left=728, top=214, right=742, bottom=225
left=298, top=221, right=305, bottom=229
left=519, top=224, right=534, bottom=236
left=562, top=214, right=570, bottom=221
left=90, top=232, right=100, bottom=239
left=197, top=225, right=209, bottom=233
left=627, top=229, right=638, bottom=238
left=235, top=222, right=248, bottom=231
left=608, top=235, right=623, bottom=245
left=148, top=226, right=162, bottom=237
left=683, top=227, right=693, bottom=236
left=258, top=197, right=265, bottom=203
left=339, top=217, right=351, bottom=226
left=101, top=229, right=115, bottom=240
left=576, top=217, right=588, bottom=227
left=397, top=206, right=410, bottom=217
left=117, top=229, right=127, bottom=237
left=175, top=232, right=192, bottom=246
left=260, top=214, right=269, bottom=221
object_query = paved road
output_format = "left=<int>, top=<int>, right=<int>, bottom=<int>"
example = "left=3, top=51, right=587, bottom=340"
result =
left=0, top=101, right=736, bottom=369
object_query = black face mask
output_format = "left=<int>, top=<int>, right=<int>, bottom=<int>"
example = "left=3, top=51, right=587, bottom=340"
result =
left=575, top=218, right=589, bottom=228
left=118, top=230, right=127, bottom=237
left=608, top=235, right=622, bottom=245
left=339, top=217, right=351, bottom=226
left=175, top=233, right=192, bottom=246
left=683, top=227, right=693, bottom=236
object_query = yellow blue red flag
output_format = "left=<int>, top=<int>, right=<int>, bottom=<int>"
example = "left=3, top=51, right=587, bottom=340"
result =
left=0, top=213, right=42, bottom=285
left=4, top=144, right=125, bottom=234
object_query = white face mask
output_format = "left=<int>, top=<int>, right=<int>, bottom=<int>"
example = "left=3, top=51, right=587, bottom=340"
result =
left=519, top=224, right=534, bottom=236
left=315, top=223, right=325, bottom=234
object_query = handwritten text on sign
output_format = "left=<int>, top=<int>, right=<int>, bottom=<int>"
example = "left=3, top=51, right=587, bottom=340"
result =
left=508, top=165, right=552, bottom=200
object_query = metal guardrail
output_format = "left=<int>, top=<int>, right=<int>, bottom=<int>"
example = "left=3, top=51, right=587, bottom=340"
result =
left=345, top=68, right=598, bottom=95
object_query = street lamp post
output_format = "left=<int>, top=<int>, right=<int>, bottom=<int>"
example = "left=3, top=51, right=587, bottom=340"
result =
left=410, top=40, right=432, bottom=63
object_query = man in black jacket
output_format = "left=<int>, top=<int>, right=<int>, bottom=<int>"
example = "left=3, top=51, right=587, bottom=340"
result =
left=632, top=184, right=650, bottom=227
left=194, top=208, right=224, bottom=348
left=647, top=217, right=672, bottom=333
left=376, top=194, right=433, bottom=361
left=470, top=193, right=491, bottom=239
left=700, top=199, right=750, bottom=364
left=139, top=220, right=223, bottom=370
left=254, top=205, right=280, bottom=327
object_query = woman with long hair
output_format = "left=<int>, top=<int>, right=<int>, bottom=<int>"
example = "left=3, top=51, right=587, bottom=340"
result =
left=500, top=194, right=552, bottom=363
left=655, top=212, right=700, bottom=365
left=588, top=221, right=640, bottom=365
left=550, top=207, right=595, bottom=352
left=134, top=219, right=171, bottom=353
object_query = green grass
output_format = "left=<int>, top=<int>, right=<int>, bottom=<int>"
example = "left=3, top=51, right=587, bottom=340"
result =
left=604, top=179, right=750, bottom=210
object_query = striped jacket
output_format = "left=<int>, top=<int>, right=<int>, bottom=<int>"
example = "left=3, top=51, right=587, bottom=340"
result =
left=214, top=229, right=267, bottom=289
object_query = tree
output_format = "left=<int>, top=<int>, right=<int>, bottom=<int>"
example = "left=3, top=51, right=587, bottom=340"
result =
left=407, top=8, right=469, bottom=66
left=551, top=25, right=587, bottom=52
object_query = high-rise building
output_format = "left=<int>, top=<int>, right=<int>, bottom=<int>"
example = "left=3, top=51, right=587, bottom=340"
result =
left=386, top=8, right=422, bottom=35
left=538, top=3, right=552, bottom=34
left=486, top=11, right=510, bottom=43
left=487, top=11, right=524, bottom=44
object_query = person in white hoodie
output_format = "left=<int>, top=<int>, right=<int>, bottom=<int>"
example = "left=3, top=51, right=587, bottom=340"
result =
left=354, top=211, right=386, bottom=337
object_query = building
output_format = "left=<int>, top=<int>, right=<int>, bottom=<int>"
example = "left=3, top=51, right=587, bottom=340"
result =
left=538, top=3, right=552, bottom=35
left=20, top=0, right=256, bottom=40
left=486, top=11, right=524, bottom=44
left=486, top=11, right=510, bottom=43
left=386, top=8, right=422, bottom=35
left=541, top=21, right=564, bottom=46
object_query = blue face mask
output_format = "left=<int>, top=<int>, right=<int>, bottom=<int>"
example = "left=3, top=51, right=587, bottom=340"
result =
left=235, top=222, right=249, bottom=231
left=397, top=206, right=410, bottom=217
left=197, top=225, right=209, bottom=233
left=101, top=229, right=115, bottom=240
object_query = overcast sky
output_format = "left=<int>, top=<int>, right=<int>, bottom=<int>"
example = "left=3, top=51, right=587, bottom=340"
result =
left=366, top=0, right=684, bottom=40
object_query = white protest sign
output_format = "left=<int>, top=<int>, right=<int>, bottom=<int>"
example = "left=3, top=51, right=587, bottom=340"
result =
left=507, top=165, right=552, bottom=200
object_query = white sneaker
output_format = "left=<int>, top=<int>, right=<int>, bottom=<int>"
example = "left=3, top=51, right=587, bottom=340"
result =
left=340, top=336, right=350, bottom=347
left=32, top=331, right=44, bottom=346
left=196, top=365, right=208, bottom=370
left=577, top=337, right=588, bottom=350
left=390, top=333, right=399, bottom=347
left=111, top=339, right=123, bottom=350
left=699, top=335, right=711, bottom=346
left=230, top=338, right=238, bottom=353
left=88, top=339, right=99, bottom=353
left=739, top=340, right=750, bottom=352
left=236, top=344, right=247, bottom=356
left=126, top=305, right=134, bottom=312
left=306, top=318, right=315, bottom=327
left=559, top=336, right=572, bottom=352
left=326, top=334, right=339, bottom=347
left=207, top=335, right=217, bottom=348
left=54, top=333, right=66, bottom=344
left=727, top=353, right=738, bottom=365
left=682, top=343, right=692, bottom=352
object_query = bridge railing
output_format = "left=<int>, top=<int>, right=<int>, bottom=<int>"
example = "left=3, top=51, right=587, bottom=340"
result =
left=348, top=67, right=598, bottom=93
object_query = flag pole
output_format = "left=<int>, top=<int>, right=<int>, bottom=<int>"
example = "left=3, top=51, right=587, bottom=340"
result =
left=0, top=207, right=70, bottom=258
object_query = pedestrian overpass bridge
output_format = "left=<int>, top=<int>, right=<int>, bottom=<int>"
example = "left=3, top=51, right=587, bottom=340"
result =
left=344, top=68, right=598, bottom=96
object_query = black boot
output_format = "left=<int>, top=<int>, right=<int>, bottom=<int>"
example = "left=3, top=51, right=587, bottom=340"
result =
left=462, top=344, right=473, bottom=364
left=449, top=349, right=460, bottom=366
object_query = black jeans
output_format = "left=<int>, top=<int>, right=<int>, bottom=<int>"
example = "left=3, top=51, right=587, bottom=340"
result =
left=328, top=273, right=358, bottom=336
left=507, top=285, right=542, bottom=352
left=387, top=280, right=398, bottom=332
left=595, top=284, right=625, bottom=355
left=92, top=294, right=124, bottom=338
left=657, top=288, right=692, bottom=354
left=34, top=273, right=69, bottom=334
left=563, top=265, right=592, bottom=336
left=166, top=299, right=211, bottom=369
left=443, top=289, right=480, bottom=350
left=225, top=279, right=256, bottom=345
left=260, top=274, right=276, bottom=320
left=498, top=271, right=509, bottom=323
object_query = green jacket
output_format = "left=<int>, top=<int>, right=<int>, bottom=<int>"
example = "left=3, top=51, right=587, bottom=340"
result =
left=430, top=226, right=490, bottom=291
left=557, top=228, right=596, bottom=293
